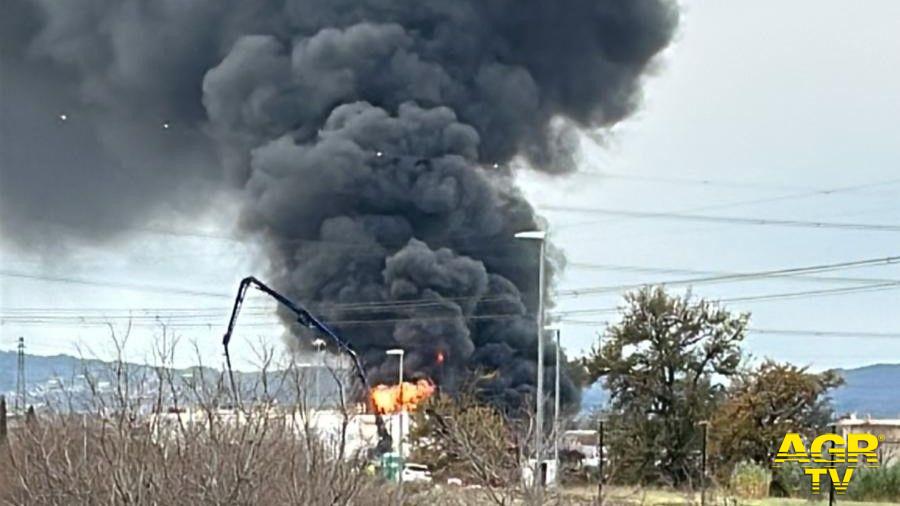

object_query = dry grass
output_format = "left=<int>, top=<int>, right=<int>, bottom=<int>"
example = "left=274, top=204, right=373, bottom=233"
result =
left=0, top=330, right=396, bottom=506
left=562, top=485, right=898, bottom=506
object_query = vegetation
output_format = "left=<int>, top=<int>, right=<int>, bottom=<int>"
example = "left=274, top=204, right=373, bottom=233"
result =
left=583, top=287, right=747, bottom=486
left=2, top=288, right=893, bottom=504
left=710, top=360, right=842, bottom=489
left=730, top=461, right=771, bottom=499
left=0, top=334, right=391, bottom=505
left=409, top=391, right=532, bottom=505
left=847, top=464, right=900, bottom=503
left=579, top=286, right=871, bottom=503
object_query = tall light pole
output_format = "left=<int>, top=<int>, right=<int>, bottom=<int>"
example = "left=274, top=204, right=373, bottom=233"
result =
left=386, top=348, right=405, bottom=492
left=545, top=325, right=562, bottom=487
left=312, top=338, right=326, bottom=409
left=515, top=229, right=546, bottom=495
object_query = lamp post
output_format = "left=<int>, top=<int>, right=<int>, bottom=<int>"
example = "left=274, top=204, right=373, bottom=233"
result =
left=312, top=338, right=326, bottom=409
left=386, top=348, right=405, bottom=492
left=514, top=229, right=547, bottom=496
left=545, top=325, right=562, bottom=487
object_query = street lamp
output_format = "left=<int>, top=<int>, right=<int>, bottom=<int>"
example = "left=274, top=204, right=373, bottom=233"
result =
left=545, top=324, right=562, bottom=486
left=386, top=348, right=405, bottom=491
left=514, top=229, right=547, bottom=494
left=312, top=338, right=326, bottom=409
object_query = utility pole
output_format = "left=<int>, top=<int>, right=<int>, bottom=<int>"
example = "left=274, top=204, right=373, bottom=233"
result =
left=699, top=421, right=709, bottom=506
left=15, top=337, right=26, bottom=413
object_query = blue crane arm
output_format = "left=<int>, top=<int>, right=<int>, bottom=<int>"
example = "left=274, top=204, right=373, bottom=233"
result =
left=222, top=276, right=393, bottom=455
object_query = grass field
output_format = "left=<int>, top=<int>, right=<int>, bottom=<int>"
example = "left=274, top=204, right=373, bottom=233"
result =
left=561, top=485, right=900, bottom=506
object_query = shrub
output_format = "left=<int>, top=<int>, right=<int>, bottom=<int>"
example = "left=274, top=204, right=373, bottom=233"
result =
left=729, top=461, right=770, bottom=499
left=847, top=464, right=900, bottom=503
left=0, top=333, right=395, bottom=506
left=770, top=461, right=813, bottom=498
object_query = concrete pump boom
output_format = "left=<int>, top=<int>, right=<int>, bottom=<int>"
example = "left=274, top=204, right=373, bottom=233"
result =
left=221, top=276, right=393, bottom=455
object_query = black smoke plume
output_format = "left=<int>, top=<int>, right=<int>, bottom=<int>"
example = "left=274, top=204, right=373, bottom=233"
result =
left=2, top=0, right=678, bottom=409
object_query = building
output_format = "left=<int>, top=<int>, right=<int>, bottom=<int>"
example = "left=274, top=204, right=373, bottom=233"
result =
left=836, top=414, right=900, bottom=466
left=561, top=429, right=600, bottom=467
left=149, top=405, right=411, bottom=458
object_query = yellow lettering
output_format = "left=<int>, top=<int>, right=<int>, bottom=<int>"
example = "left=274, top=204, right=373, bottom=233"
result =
left=848, top=434, right=880, bottom=465
left=829, top=468, right=855, bottom=494
left=775, top=433, right=810, bottom=463
left=805, top=468, right=828, bottom=494
left=810, top=434, right=844, bottom=464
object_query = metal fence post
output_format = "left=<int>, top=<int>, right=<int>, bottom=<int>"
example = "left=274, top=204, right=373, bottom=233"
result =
left=0, top=395, right=7, bottom=443
left=829, top=423, right=837, bottom=506
left=597, top=419, right=605, bottom=505
left=700, top=421, right=709, bottom=506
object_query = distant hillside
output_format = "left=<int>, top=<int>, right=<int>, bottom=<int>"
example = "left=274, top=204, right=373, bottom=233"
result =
left=831, top=364, right=900, bottom=418
left=581, top=363, right=900, bottom=418
left=0, top=350, right=96, bottom=393
left=0, top=350, right=348, bottom=410
left=4, top=351, right=899, bottom=417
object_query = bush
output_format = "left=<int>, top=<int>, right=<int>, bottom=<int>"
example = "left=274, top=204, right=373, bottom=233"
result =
left=729, top=461, right=770, bottom=499
left=0, top=333, right=396, bottom=506
left=770, top=461, right=813, bottom=498
left=847, top=464, right=900, bottom=503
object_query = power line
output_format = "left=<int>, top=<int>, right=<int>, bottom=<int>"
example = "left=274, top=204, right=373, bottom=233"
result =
left=0, top=270, right=517, bottom=311
left=553, top=175, right=900, bottom=231
left=7, top=278, right=898, bottom=328
left=4, top=256, right=899, bottom=323
left=1, top=312, right=530, bottom=329
left=555, top=320, right=900, bottom=340
left=721, top=282, right=900, bottom=304
left=544, top=206, right=900, bottom=232
left=748, top=329, right=900, bottom=339
left=558, top=255, right=900, bottom=297
left=0, top=270, right=232, bottom=298
left=566, top=262, right=900, bottom=286
left=0, top=294, right=519, bottom=316
left=571, top=170, right=817, bottom=191
left=554, top=281, right=900, bottom=317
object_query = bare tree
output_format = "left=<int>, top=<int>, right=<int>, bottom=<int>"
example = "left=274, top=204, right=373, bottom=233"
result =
left=0, top=326, right=395, bottom=506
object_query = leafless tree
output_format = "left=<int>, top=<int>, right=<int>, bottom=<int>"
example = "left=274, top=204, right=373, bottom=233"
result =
left=0, top=326, right=395, bottom=506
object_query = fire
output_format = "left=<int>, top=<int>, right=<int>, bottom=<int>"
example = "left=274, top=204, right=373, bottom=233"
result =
left=370, top=379, right=436, bottom=414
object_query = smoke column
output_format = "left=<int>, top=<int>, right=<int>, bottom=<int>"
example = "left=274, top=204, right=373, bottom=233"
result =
left=2, top=0, right=678, bottom=409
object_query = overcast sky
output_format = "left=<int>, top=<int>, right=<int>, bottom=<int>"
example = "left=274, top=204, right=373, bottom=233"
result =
left=2, top=0, right=898, bottom=371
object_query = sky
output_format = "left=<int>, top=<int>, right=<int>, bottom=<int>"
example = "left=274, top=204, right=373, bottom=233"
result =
left=2, top=0, right=899, bottom=372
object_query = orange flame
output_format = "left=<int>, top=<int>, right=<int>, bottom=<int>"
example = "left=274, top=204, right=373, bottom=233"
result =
left=370, top=379, right=436, bottom=414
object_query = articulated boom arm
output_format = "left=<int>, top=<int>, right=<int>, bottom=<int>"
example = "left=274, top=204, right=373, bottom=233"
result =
left=222, top=276, right=393, bottom=455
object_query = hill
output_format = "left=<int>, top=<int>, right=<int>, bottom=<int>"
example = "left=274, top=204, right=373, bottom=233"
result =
left=830, top=363, right=900, bottom=418
left=0, top=350, right=348, bottom=410
left=581, top=363, right=900, bottom=418
left=4, top=351, right=898, bottom=417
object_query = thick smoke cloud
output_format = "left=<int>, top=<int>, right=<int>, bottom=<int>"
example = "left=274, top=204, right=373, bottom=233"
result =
left=2, top=0, right=678, bottom=409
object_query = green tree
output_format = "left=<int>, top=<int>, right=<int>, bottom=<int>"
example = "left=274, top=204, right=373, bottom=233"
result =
left=566, top=356, right=592, bottom=389
left=710, top=361, right=843, bottom=490
left=583, top=287, right=747, bottom=486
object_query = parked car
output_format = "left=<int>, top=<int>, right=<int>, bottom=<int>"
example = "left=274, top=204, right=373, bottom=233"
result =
left=401, top=463, right=433, bottom=483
